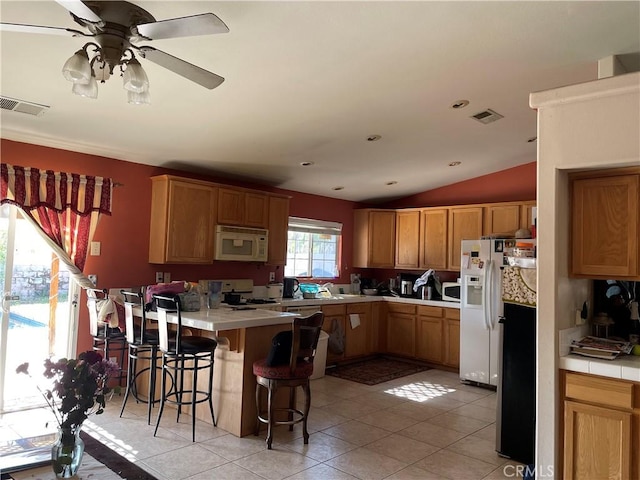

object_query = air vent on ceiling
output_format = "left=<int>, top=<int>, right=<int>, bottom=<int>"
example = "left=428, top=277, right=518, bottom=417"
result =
left=471, top=108, right=503, bottom=125
left=0, top=96, right=49, bottom=117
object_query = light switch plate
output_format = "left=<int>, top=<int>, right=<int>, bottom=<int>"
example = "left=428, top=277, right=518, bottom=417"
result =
left=90, top=241, right=101, bottom=256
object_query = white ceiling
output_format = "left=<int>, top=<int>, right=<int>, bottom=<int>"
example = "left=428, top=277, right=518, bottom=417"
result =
left=1, top=1, right=639, bottom=203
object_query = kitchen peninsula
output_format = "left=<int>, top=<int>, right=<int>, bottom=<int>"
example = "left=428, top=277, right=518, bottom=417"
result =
left=139, top=306, right=299, bottom=437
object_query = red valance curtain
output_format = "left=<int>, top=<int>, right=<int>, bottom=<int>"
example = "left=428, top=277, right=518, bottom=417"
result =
left=0, top=164, right=113, bottom=288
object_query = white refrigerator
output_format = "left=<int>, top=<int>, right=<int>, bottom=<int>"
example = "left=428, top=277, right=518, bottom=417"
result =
left=459, top=238, right=535, bottom=387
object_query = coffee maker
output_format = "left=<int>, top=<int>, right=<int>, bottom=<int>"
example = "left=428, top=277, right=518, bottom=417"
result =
left=283, top=277, right=299, bottom=299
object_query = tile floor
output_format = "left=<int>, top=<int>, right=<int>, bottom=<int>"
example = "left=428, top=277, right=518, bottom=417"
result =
left=1, top=368, right=525, bottom=479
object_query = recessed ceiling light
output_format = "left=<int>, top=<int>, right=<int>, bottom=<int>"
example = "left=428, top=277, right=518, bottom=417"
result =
left=332, top=186, right=344, bottom=191
left=300, top=161, right=314, bottom=167
left=386, top=181, right=398, bottom=186
left=367, top=135, right=381, bottom=142
left=449, top=161, right=462, bottom=167
left=450, top=100, right=470, bottom=109
left=527, top=137, right=537, bottom=143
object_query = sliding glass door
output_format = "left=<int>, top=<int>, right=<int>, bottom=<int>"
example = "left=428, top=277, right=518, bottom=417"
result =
left=0, top=204, right=79, bottom=413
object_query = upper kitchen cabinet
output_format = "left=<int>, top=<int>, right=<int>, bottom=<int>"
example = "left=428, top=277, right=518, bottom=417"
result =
left=353, top=209, right=396, bottom=268
left=149, top=175, right=217, bottom=264
left=570, top=168, right=640, bottom=279
left=420, top=208, right=448, bottom=270
left=217, top=187, right=268, bottom=228
left=482, top=201, right=536, bottom=236
left=448, top=207, right=483, bottom=270
left=395, top=210, right=421, bottom=269
left=266, top=195, right=290, bottom=265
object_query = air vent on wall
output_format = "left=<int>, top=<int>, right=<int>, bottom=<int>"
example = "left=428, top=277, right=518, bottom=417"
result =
left=471, top=108, right=503, bottom=124
left=0, top=96, right=49, bottom=117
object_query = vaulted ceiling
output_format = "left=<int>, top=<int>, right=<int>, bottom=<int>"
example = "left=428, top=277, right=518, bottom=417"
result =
left=1, top=1, right=639, bottom=202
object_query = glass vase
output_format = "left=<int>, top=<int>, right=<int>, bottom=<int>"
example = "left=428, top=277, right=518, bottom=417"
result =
left=51, top=424, right=85, bottom=478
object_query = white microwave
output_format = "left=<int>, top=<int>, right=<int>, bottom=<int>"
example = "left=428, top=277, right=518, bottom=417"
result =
left=442, top=282, right=461, bottom=302
left=215, top=225, right=268, bottom=262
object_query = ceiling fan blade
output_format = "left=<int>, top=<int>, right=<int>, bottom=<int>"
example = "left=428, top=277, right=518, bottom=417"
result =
left=0, top=22, right=87, bottom=37
left=133, top=13, right=229, bottom=41
left=137, top=46, right=224, bottom=90
left=54, top=0, right=103, bottom=24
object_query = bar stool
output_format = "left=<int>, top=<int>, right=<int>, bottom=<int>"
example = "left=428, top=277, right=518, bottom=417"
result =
left=119, top=290, right=161, bottom=425
left=253, top=312, right=324, bottom=449
left=153, top=294, right=217, bottom=442
left=86, top=288, right=127, bottom=387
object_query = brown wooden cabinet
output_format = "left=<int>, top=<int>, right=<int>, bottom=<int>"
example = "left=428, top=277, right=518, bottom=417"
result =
left=570, top=168, right=640, bottom=279
left=345, top=303, right=373, bottom=358
left=416, top=306, right=443, bottom=363
left=386, top=303, right=416, bottom=357
left=561, top=371, right=639, bottom=480
left=419, top=208, right=448, bottom=270
left=218, top=187, right=268, bottom=228
left=443, top=308, right=460, bottom=368
left=353, top=209, right=396, bottom=268
left=266, top=195, right=290, bottom=265
left=448, top=207, right=483, bottom=270
left=520, top=201, right=536, bottom=231
left=148, top=175, right=217, bottom=264
left=483, top=203, right=522, bottom=236
left=395, top=210, right=421, bottom=269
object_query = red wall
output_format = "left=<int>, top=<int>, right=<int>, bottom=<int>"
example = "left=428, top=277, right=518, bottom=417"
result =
left=1, top=139, right=358, bottom=352
left=2, top=139, right=536, bottom=352
left=382, top=161, right=537, bottom=209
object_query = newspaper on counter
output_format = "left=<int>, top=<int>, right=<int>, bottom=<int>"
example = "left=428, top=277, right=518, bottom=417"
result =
left=570, top=336, right=634, bottom=360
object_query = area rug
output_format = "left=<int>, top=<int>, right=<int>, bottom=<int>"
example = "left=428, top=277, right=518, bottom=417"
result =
left=326, top=356, right=429, bottom=385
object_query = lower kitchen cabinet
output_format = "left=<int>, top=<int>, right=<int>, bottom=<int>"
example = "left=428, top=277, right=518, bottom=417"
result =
left=416, top=306, right=444, bottom=363
left=443, top=309, right=460, bottom=368
left=387, top=303, right=416, bottom=357
left=345, top=303, right=373, bottom=358
left=415, top=306, right=460, bottom=367
left=561, top=371, right=639, bottom=480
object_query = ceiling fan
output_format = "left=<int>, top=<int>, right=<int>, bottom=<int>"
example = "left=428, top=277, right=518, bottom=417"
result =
left=0, top=0, right=229, bottom=101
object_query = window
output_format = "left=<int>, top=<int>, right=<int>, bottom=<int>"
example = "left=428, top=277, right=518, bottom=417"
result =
left=285, top=217, right=342, bottom=279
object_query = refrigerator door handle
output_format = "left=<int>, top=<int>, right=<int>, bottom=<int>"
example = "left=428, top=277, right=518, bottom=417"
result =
left=486, top=259, right=494, bottom=330
left=482, top=262, right=490, bottom=330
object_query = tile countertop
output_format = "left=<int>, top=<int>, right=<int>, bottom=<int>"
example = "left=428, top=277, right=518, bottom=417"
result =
left=278, top=295, right=461, bottom=309
left=559, top=325, right=640, bottom=382
left=137, top=307, right=299, bottom=332
left=559, top=354, right=640, bottom=383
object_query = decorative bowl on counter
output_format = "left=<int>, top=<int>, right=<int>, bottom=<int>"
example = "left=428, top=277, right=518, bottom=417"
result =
left=362, top=288, right=378, bottom=296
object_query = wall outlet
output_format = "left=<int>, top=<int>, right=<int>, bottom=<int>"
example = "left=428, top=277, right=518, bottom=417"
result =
left=164, top=272, right=171, bottom=283
left=155, top=272, right=164, bottom=283
left=269, top=272, right=276, bottom=282
left=109, top=357, right=118, bottom=366
left=88, top=274, right=97, bottom=286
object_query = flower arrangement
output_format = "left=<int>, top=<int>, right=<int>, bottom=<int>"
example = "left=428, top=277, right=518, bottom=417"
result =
left=16, top=350, right=119, bottom=431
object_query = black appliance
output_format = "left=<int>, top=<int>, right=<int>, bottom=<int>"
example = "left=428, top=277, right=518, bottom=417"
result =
left=360, top=277, right=376, bottom=293
left=283, top=277, right=299, bottom=299
left=496, top=302, right=536, bottom=466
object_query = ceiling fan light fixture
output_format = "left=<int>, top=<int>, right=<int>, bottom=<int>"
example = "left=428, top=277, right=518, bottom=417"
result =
left=127, top=89, right=151, bottom=105
left=122, top=58, right=149, bottom=93
left=71, top=74, right=98, bottom=99
left=62, top=48, right=91, bottom=84
left=92, top=60, right=110, bottom=83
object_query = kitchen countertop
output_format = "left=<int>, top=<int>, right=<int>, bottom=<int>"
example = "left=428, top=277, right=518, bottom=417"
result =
left=560, top=353, right=640, bottom=382
left=278, top=295, right=461, bottom=309
left=136, top=306, right=299, bottom=332
left=135, top=295, right=460, bottom=332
